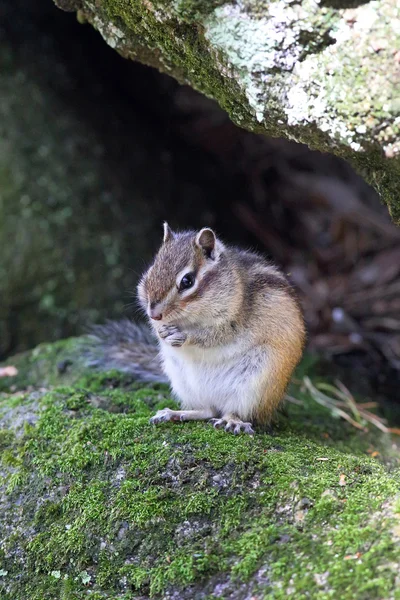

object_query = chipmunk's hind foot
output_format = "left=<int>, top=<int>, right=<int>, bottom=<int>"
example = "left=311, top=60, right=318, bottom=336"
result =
left=210, top=414, right=255, bottom=435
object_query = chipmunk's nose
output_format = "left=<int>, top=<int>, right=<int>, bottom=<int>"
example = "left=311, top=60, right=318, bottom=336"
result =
left=149, top=307, right=162, bottom=321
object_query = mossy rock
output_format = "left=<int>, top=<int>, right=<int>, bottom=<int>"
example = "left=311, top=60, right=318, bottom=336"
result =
left=54, top=0, right=400, bottom=224
left=0, top=338, right=400, bottom=598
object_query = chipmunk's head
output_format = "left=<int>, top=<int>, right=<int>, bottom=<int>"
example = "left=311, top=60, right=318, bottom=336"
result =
left=138, top=222, right=229, bottom=326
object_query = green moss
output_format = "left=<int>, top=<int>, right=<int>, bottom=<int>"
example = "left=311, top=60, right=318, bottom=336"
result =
left=0, top=340, right=400, bottom=598
left=172, top=0, right=226, bottom=22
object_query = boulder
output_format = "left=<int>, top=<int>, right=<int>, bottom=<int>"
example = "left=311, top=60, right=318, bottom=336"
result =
left=54, top=0, right=400, bottom=224
left=0, top=339, right=399, bottom=598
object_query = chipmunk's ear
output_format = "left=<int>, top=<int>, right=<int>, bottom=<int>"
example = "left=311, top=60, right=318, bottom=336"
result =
left=195, top=227, right=217, bottom=259
left=163, top=222, right=175, bottom=243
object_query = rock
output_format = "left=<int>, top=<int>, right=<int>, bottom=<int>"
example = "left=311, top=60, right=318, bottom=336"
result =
left=0, top=338, right=399, bottom=598
left=56, top=0, right=400, bottom=224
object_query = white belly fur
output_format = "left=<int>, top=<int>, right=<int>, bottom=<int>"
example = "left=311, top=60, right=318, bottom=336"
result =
left=160, top=340, right=270, bottom=420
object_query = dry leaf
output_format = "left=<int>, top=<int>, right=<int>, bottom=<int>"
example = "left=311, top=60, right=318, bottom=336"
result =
left=339, top=474, right=347, bottom=486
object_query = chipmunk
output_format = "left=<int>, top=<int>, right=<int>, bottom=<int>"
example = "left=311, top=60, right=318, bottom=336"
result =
left=87, top=223, right=305, bottom=434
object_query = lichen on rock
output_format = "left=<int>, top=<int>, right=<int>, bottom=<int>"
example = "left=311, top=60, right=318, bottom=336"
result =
left=56, top=0, right=400, bottom=224
left=0, top=339, right=400, bottom=598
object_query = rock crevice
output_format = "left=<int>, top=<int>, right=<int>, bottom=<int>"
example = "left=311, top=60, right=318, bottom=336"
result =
left=55, top=0, right=400, bottom=223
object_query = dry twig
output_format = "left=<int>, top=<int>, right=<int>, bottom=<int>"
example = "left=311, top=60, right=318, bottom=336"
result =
left=302, top=376, right=400, bottom=435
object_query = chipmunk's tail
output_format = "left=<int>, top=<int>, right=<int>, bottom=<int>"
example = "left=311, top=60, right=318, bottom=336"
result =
left=83, top=319, right=167, bottom=384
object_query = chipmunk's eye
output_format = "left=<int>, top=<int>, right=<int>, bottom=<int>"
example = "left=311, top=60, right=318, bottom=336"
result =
left=179, top=273, right=195, bottom=291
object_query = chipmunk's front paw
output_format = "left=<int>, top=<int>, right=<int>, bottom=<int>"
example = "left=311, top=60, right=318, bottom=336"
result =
left=158, top=325, right=187, bottom=347
left=210, top=417, right=255, bottom=435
